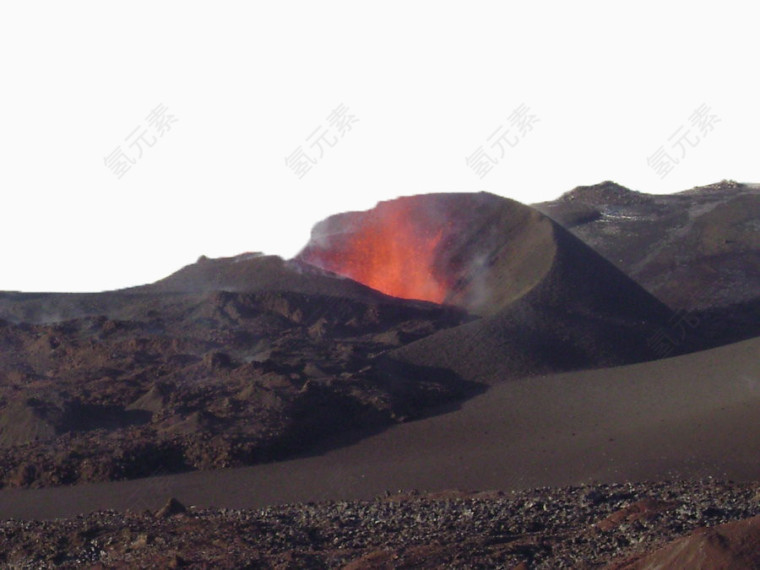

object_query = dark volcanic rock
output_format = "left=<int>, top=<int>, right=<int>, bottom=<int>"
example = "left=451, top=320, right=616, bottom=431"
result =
left=0, top=290, right=472, bottom=489
left=155, top=497, right=187, bottom=518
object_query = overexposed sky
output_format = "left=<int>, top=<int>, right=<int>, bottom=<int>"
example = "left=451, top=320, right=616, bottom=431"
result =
left=1, top=1, right=756, bottom=292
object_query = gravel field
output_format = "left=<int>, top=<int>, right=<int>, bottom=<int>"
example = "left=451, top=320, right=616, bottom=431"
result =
left=3, top=478, right=760, bottom=568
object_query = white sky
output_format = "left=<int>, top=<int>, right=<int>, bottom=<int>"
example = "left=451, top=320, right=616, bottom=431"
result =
left=1, top=1, right=757, bottom=292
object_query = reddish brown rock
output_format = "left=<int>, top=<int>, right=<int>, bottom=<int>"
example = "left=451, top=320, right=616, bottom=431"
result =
left=613, top=514, right=760, bottom=569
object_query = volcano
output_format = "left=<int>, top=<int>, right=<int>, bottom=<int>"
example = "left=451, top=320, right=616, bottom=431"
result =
left=3, top=187, right=760, bottom=568
left=0, top=191, right=705, bottom=489
left=297, top=192, right=558, bottom=316
left=297, top=192, right=685, bottom=385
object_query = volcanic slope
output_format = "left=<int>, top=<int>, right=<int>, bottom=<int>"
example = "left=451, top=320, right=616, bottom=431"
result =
left=3, top=333, right=759, bottom=520
left=534, top=179, right=760, bottom=311
left=298, top=192, right=689, bottom=385
left=0, top=254, right=389, bottom=325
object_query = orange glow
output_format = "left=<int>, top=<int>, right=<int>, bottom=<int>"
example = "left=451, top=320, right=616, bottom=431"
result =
left=300, top=202, right=449, bottom=303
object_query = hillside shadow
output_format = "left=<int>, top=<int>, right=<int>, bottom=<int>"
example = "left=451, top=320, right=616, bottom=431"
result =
left=273, top=360, right=488, bottom=462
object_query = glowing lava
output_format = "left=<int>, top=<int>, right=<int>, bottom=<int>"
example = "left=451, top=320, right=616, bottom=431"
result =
left=299, top=200, right=449, bottom=303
